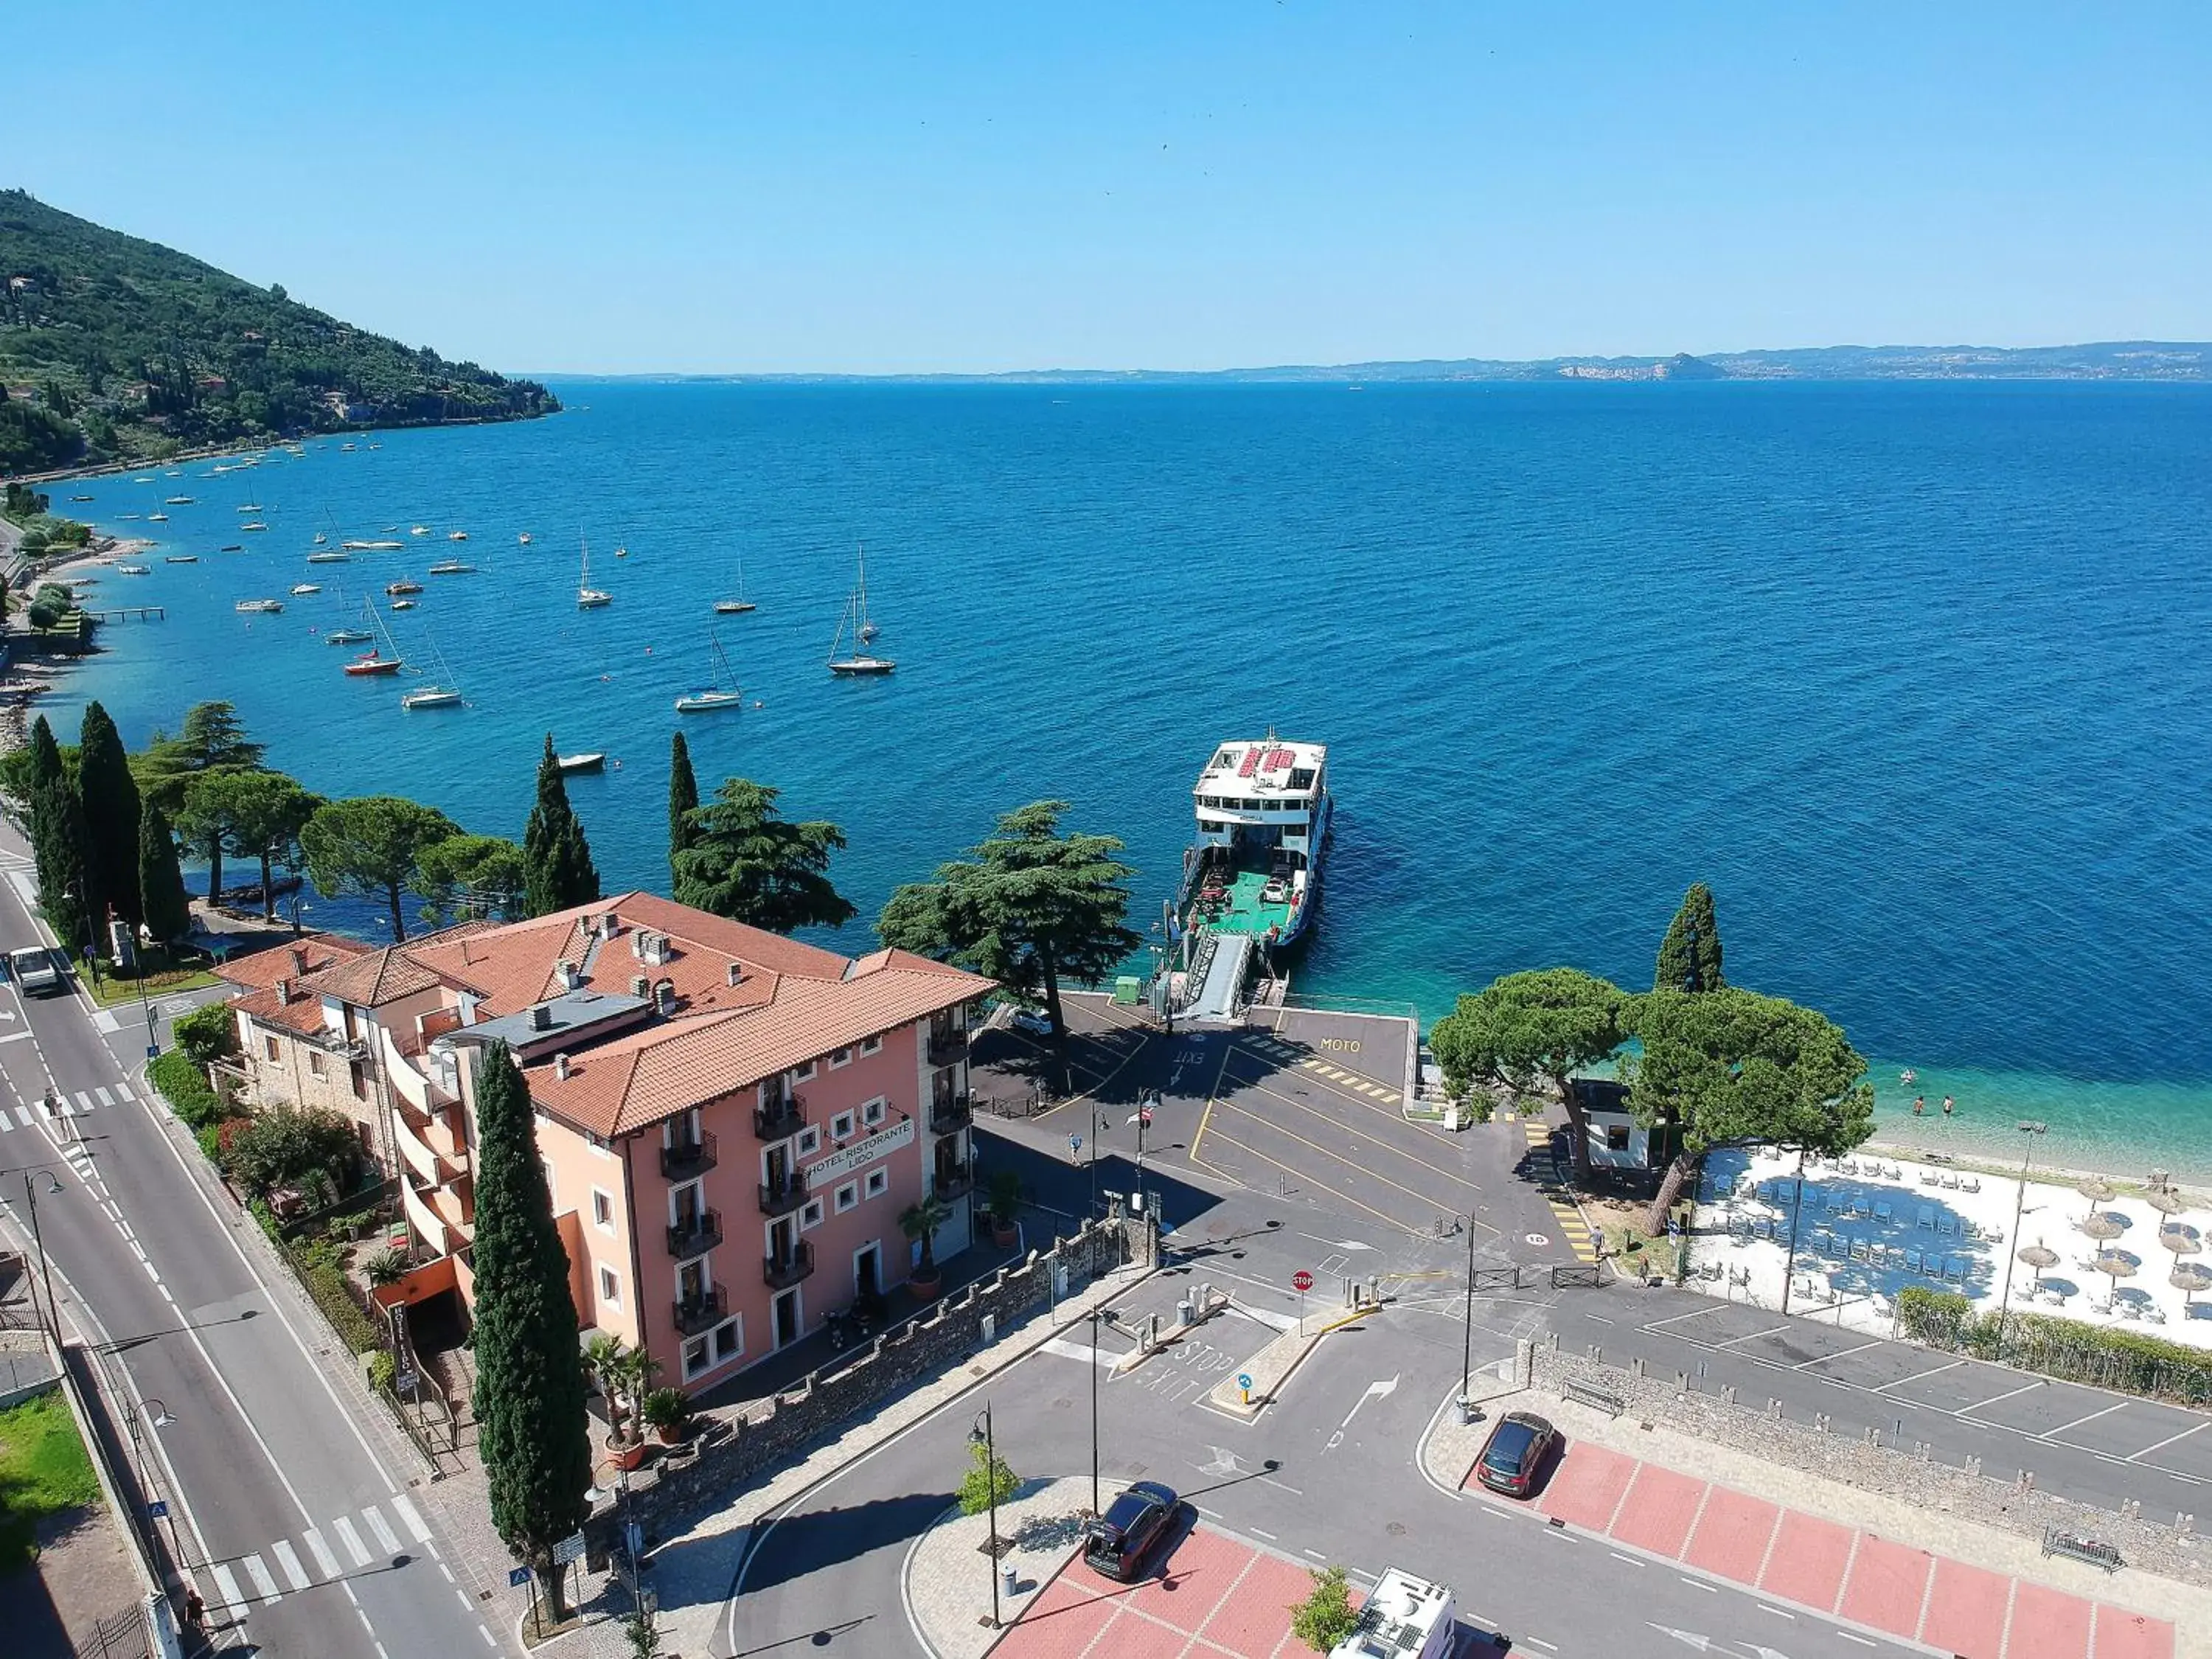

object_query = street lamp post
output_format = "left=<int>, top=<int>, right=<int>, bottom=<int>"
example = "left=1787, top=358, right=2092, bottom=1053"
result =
left=1994, top=1121, right=2048, bottom=1354
left=1460, top=1208, right=1477, bottom=1422
left=1088, top=1310, right=1102, bottom=1516
left=1779, top=1149, right=1806, bottom=1317
left=970, top=1404, right=1002, bottom=1629
left=8, top=1168, right=68, bottom=1340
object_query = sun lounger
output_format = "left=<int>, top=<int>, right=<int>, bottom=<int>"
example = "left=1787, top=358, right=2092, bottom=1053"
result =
left=1917, top=1206, right=1935, bottom=1231
left=1874, top=1200, right=1894, bottom=1224
left=1961, top=1176, right=1980, bottom=1193
left=2146, top=1304, right=2167, bottom=1324
left=1939, top=1172, right=1960, bottom=1189
left=1980, top=1225, right=2003, bottom=1245
left=1943, top=1256, right=1966, bottom=1283
left=1938, top=1215, right=1958, bottom=1237
left=1919, top=1168, right=1940, bottom=1186
left=1851, top=1237, right=1871, bottom=1262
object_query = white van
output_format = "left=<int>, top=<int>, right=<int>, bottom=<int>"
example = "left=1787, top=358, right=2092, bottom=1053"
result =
left=8, top=945, right=64, bottom=995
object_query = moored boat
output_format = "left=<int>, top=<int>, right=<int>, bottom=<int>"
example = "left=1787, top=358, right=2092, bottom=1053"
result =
left=386, top=579, right=423, bottom=596
left=675, top=632, right=745, bottom=713
left=827, top=543, right=894, bottom=675
left=427, top=560, right=475, bottom=575
left=235, top=598, right=285, bottom=614
left=324, top=628, right=372, bottom=645
left=343, top=538, right=405, bottom=551
left=219, top=543, right=243, bottom=552
left=165, top=495, right=194, bottom=504
left=307, top=550, right=351, bottom=564
left=117, top=564, right=150, bottom=575
left=401, top=686, right=462, bottom=709
left=577, top=535, right=611, bottom=608
left=164, top=554, right=198, bottom=565
left=291, top=583, right=321, bottom=595
left=1178, top=737, right=1331, bottom=959
left=343, top=650, right=403, bottom=676
left=447, top=530, right=468, bottom=542
left=556, top=752, right=605, bottom=773
left=240, top=521, right=268, bottom=532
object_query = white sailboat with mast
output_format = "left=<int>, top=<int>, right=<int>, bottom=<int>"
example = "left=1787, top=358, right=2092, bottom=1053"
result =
left=402, top=631, right=465, bottom=709
left=827, top=543, right=894, bottom=675
left=675, top=630, right=745, bottom=713
left=577, top=534, right=611, bottom=609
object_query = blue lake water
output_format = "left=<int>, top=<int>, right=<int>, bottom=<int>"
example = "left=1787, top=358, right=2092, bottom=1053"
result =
left=48, top=380, right=2212, bottom=1178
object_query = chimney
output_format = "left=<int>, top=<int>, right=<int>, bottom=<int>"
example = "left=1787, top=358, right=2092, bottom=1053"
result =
left=725, top=961, right=743, bottom=988
left=600, top=910, right=618, bottom=939
left=642, top=932, right=669, bottom=966
left=653, top=978, right=677, bottom=1016
left=558, top=960, right=583, bottom=992
left=274, top=978, right=291, bottom=1005
left=630, top=974, right=650, bottom=999
left=288, top=946, right=309, bottom=976
left=528, top=1004, right=552, bottom=1032
left=552, top=1053, right=571, bottom=1081
left=630, top=928, right=645, bottom=960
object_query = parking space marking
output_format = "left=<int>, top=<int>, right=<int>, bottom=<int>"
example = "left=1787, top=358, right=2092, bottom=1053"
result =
left=1208, top=1095, right=1474, bottom=1213
left=1714, top=1324, right=1796, bottom=1350
left=1794, top=1338, right=1891, bottom=1368
left=2040, top=1401, right=2131, bottom=1440
left=1198, top=1127, right=1419, bottom=1237
left=2127, top=1421, right=2209, bottom=1462
left=1955, top=1378, right=2048, bottom=1415
left=1874, top=1357, right=1968, bottom=1392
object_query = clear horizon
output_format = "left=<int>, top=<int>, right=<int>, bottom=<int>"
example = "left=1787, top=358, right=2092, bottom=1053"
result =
left=22, top=4, right=2212, bottom=376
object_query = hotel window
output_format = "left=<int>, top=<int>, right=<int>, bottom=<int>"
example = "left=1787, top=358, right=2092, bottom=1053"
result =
left=859, top=1034, right=882, bottom=1057
left=832, top=1110, right=855, bottom=1141
left=714, top=1317, right=743, bottom=1363
left=830, top=1046, right=853, bottom=1070
left=308, top=1051, right=326, bottom=1078
left=264, top=1035, right=280, bottom=1062
left=796, top=1125, right=822, bottom=1158
left=682, top=1335, right=709, bottom=1380
left=800, top=1197, right=824, bottom=1230
left=865, top=1168, right=888, bottom=1200
left=597, top=1265, right=621, bottom=1310
left=592, top=1189, right=615, bottom=1231
left=793, top=1060, right=816, bottom=1083
left=835, top=1181, right=858, bottom=1214
left=861, top=1097, right=886, bottom=1129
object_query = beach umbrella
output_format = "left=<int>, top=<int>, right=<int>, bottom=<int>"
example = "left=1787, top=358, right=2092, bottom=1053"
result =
left=2079, top=1176, right=2115, bottom=1218
left=2093, top=1251, right=2139, bottom=1304
left=2157, top=1225, right=2200, bottom=1259
left=2171, top=1262, right=2212, bottom=1309
left=2015, top=1244, right=2059, bottom=1291
left=2081, top=1211, right=2126, bottom=1245
left=2146, top=1189, right=2190, bottom=1218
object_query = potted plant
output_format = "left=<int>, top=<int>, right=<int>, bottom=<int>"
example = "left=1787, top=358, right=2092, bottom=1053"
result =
left=583, top=1333, right=630, bottom=1438
left=900, top=1194, right=950, bottom=1301
left=986, top=1169, right=1022, bottom=1249
left=641, top=1386, right=689, bottom=1445
left=613, top=1349, right=664, bottom=1447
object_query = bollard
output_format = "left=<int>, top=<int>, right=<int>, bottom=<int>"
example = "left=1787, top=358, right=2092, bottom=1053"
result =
left=1632, top=1357, right=1646, bottom=1378
left=1587, top=1343, right=1602, bottom=1362
left=1675, top=1371, right=1690, bottom=1394
left=1721, top=1384, right=1736, bottom=1405
left=1768, top=1399, right=1782, bottom=1419
left=1003, top=1563, right=1018, bottom=1599
left=1865, top=1426, right=1880, bottom=1446
left=1178, top=1297, right=1194, bottom=1327
left=1815, top=1413, right=1831, bottom=1433
left=2179, top=1513, right=2194, bottom=1537
left=1966, top=1456, right=1980, bottom=1478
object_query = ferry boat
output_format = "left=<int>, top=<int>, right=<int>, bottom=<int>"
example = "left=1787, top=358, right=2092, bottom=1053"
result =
left=1169, top=738, right=1330, bottom=1018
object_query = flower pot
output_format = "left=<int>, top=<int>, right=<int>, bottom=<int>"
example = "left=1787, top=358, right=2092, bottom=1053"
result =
left=608, top=1438, right=648, bottom=1472
left=654, top=1422, right=685, bottom=1446
left=908, top=1267, right=943, bottom=1302
left=991, top=1218, right=1018, bottom=1248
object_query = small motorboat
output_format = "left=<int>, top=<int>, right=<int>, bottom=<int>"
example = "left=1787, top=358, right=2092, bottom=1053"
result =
left=240, top=521, right=268, bottom=532
left=69, top=494, right=93, bottom=503
left=410, top=525, right=431, bottom=537
left=344, top=651, right=403, bottom=676
left=291, top=583, right=321, bottom=596
left=614, top=545, right=630, bottom=559
left=220, top=543, right=244, bottom=552
left=148, top=512, right=170, bottom=523
left=164, top=495, right=195, bottom=504
left=164, top=554, right=199, bottom=565
left=235, top=598, right=285, bottom=614
left=341, top=442, right=357, bottom=452
left=555, top=752, right=605, bottom=774
left=325, top=628, right=372, bottom=645
left=518, top=532, right=534, bottom=545
left=714, top=599, right=757, bottom=615
left=446, top=530, right=469, bottom=542
left=237, top=502, right=263, bottom=512
left=427, top=560, right=475, bottom=575
left=386, top=579, right=423, bottom=596
left=392, top=599, right=417, bottom=611
left=307, top=551, right=351, bottom=564
left=344, top=539, right=404, bottom=551
left=313, top=532, right=328, bottom=545
left=401, top=686, right=463, bottom=710
left=117, top=564, right=150, bottom=576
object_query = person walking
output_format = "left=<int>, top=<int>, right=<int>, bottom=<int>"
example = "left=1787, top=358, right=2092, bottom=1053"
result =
left=1941, top=1094, right=1955, bottom=1116
left=1912, top=1094, right=1927, bottom=1116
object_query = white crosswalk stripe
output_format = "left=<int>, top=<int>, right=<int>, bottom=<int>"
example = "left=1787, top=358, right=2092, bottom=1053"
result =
left=302, top=1526, right=340, bottom=1579
left=388, top=1492, right=434, bottom=1544
left=94, top=1085, right=115, bottom=1107
left=242, top=1551, right=280, bottom=1604
left=12, top=1105, right=29, bottom=1127
left=362, top=1503, right=401, bottom=1555
left=209, top=1562, right=248, bottom=1617
left=115, top=1079, right=135, bottom=1099
left=333, top=1514, right=370, bottom=1568
left=272, top=1538, right=310, bottom=1591
left=73, top=1091, right=94, bottom=1115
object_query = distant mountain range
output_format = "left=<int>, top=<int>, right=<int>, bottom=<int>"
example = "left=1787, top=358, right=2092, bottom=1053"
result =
left=552, top=341, right=2212, bottom=386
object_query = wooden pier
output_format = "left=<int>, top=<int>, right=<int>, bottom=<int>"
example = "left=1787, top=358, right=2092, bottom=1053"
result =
left=83, top=605, right=166, bottom=622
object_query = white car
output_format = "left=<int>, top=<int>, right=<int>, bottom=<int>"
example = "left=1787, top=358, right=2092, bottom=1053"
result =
left=7, top=945, right=63, bottom=995
left=1009, top=1008, right=1054, bottom=1038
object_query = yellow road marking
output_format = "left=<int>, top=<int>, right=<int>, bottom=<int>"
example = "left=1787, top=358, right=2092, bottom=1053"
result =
left=1209, top=1092, right=1484, bottom=1207
left=1034, top=1027, right=1155, bottom=1122
left=1225, top=1070, right=1486, bottom=1184
left=1223, top=1051, right=1428, bottom=1135
left=1197, top=1128, right=1428, bottom=1238
left=1188, top=1033, right=1240, bottom=1170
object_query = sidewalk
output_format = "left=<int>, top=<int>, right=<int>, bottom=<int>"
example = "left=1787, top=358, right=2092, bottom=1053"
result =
left=1421, top=1380, right=2198, bottom=1659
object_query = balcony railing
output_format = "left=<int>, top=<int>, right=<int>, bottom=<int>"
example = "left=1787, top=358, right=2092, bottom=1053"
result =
left=762, top=1239, right=815, bottom=1290
left=928, top=1093, right=973, bottom=1135
left=667, top=1208, right=723, bottom=1261
left=928, top=1029, right=970, bottom=1066
left=661, top=1130, right=718, bottom=1181
left=672, top=1285, right=728, bottom=1336
left=754, top=1091, right=806, bottom=1141
left=757, top=1176, right=809, bottom=1219
left=935, top=1161, right=975, bottom=1200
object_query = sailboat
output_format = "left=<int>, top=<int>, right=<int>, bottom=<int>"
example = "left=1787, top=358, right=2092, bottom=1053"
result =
left=344, top=601, right=408, bottom=676
left=675, top=632, right=745, bottom=713
left=714, top=549, right=757, bottom=614
left=577, top=535, right=611, bottom=608
left=402, top=633, right=465, bottom=709
left=827, top=543, right=894, bottom=675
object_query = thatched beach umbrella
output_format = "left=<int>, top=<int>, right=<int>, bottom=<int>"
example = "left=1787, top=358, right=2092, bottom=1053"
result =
left=2158, top=1225, right=2201, bottom=1260
left=2079, top=1176, right=2116, bottom=1218
left=2093, top=1250, right=2140, bottom=1304
left=2146, top=1188, right=2190, bottom=1219
left=2081, top=1211, right=2126, bottom=1245
left=2015, top=1244, right=2059, bottom=1291
left=2171, top=1262, right=2212, bottom=1310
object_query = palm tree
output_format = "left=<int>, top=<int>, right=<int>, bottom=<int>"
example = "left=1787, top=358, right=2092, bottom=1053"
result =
left=611, top=1348, right=664, bottom=1446
left=900, top=1194, right=951, bottom=1291
left=582, top=1334, right=629, bottom=1432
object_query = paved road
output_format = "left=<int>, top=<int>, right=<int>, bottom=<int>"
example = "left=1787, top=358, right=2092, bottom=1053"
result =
left=726, top=1190, right=1919, bottom=1659
left=0, top=841, right=501, bottom=1658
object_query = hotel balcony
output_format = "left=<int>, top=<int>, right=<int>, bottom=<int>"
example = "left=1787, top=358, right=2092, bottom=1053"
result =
left=661, top=1130, right=718, bottom=1181
left=928, top=1029, right=970, bottom=1066
left=762, top=1239, right=815, bottom=1290
left=928, top=1093, right=973, bottom=1135
left=933, top=1161, right=975, bottom=1202
left=757, top=1176, right=809, bottom=1220
left=754, top=1091, right=806, bottom=1141
left=666, top=1208, right=722, bottom=1261
left=672, top=1285, right=728, bottom=1337
left=393, top=1101, right=466, bottom=1189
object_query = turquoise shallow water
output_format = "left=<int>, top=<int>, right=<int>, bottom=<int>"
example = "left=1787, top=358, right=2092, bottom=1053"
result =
left=46, top=381, right=2212, bottom=1178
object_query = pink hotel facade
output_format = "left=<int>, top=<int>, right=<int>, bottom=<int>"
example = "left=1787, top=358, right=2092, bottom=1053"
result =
left=217, top=892, right=992, bottom=1391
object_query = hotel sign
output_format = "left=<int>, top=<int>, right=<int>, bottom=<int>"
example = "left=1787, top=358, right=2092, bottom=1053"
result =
left=805, top=1116, right=914, bottom=1185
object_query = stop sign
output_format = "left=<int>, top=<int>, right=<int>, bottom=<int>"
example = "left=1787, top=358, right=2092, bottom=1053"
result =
left=1292, top=1270, right=1314, bottom=1292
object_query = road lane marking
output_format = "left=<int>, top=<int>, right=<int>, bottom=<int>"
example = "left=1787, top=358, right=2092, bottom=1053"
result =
left=273, top=1539, right=310, bottom=1590
left=303, top=1527, right=340, bottom=1579
left=243, top=1551, right=281, bottom=1604
left=389, top=1492, right=434, bottom=1543
left=363, top=1504, right=402, bottom=1555
left=333, top=1515, right=371, bottom=1567
left=94, top=1085, right=114, bottom=1107
left=209, top=1562, right=248, bottom=1616
left=11, top=1105, right=27, bottom=1127
left=1758, top=1604, right=1796, bottom=1619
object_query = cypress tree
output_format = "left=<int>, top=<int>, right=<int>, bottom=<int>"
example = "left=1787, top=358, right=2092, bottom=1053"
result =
left=78, top=701, right=144, bottom=929
left=1654, top=881, right=1726, bottom=994
left=667, top=731, right=699, bottom=883
left=25, top=714, right=63, bottom=791
left=521, top=735, right=599, bottom=917
left=469, top=1041, right=591, bottom=1620
left=139, top=801, right=192, bottom=944
left=31, top=776, right=91, bottom=955
left=24, top=715, right=66, bottom=910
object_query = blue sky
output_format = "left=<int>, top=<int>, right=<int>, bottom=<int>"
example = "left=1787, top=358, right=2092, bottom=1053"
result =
left=21, top=5, right=2210, bottom=373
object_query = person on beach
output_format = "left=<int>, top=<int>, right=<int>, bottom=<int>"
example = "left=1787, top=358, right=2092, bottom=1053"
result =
left=1912, top=1094, right=1926, bottom=1116
left=1941, top=1095, right=1954, bottom=1116
left=1901, top=1068, right=1918, bottom=1086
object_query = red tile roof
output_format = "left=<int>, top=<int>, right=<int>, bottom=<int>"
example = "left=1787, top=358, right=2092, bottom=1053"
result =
left=215, top=933, right=372, bottom=992
left=231, top=981, right=343, bottom=1041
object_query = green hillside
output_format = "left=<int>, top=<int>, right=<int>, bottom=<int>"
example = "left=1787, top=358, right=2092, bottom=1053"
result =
left=0, top=189, right=557, bottom=473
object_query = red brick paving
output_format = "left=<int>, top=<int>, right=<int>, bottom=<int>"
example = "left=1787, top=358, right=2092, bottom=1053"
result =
left=1756, top=1510, right=1855, bottom=1613
left=1194, top=1554, right=1315, bottom=1659
left=1608, top=1464, right=1707, bottom=1559
left=1835, top=1534, right=1933, bottom=1638
left=1916, top=1559, right=2011, bottom=1659
left=1502, top=1439, right=2175, bottom=1659
left=996, top=1530, right=1318, bottom=1659
left=1680, top=1486, right=1779, bottom=1582
left=2006, top=1582, right=2094, bottom=1659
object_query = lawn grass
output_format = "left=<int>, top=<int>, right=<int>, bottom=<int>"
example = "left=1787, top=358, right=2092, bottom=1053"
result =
left=85, top=949, right=220, bottom=1009
left=0, top=1389, right=101, bottom=1571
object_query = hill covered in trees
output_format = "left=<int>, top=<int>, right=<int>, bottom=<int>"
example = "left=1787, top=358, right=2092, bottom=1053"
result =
left=0, top=189, right=557, bottom=473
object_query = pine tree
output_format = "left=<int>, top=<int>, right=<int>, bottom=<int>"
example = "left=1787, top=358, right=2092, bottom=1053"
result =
left=1653, top=882, right=1726, bottom=994
left=522, top=736, right=599, bottom=917
left=667, top=731, right=699, bottom=885
left=139, top=801, right=192, bottom=944
left=77, top=701, right=144, bottom=930
left=469, top=1041, right=591, bottom=1621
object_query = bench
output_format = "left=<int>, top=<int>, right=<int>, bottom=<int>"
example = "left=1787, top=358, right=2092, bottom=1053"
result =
left=2042, top=1528, right=2122, bottom=1573
left=1562, top=1380, right=1626, bottom=1418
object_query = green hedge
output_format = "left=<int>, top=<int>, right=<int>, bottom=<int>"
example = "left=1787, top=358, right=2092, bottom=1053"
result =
left=148, top=1050, right=227, bottom=1130
left=285, top=1242, right=385, bottom=1358
left=1896, top=1284, right=2212, bottom=1405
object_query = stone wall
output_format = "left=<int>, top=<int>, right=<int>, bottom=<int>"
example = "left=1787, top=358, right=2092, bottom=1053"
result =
left=591, top=1213, right=1150, bottom=1558
left=1521, top=1336, right=2212, bottom=1587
